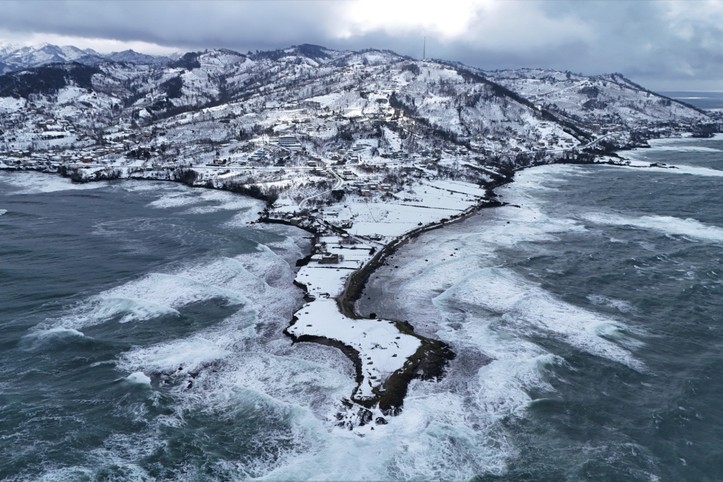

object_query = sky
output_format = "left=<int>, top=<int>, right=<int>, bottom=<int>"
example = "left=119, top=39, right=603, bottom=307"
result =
left=0, top=0, right=721, bottom=91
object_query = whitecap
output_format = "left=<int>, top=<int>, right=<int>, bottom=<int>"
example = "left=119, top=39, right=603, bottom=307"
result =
left=645, top=145, right=722, bottom=153
left=146, top=187, right=263, bottom=215
left=119, top=336, right=231, bottom=374
left=146, top=191, right=201, bottom=209
left=2, top=172, right=105, bottom=194
left=582, top=212, right=723, bottom=243
left=666, top=165, right=723, bottom=177
left=124, top=371, right=151, bottom=386
left=89, top=297, right=181, bottom=324
left=21, top=326, right=89, bottom=351
left=612, top=161, right=723, bottom=177
left=587, top=294, right=633, bottom=313
left=0, top=208, right=7, bottom=216
left=434, top=267, right=642, bottom=370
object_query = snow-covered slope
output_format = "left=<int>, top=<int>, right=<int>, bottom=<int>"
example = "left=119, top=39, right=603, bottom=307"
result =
left=487, top=68, right=709, bottom=131
left=0, top=43, right=99, bottom=74
left=0, top=44, right=717, bottom=167
left=0, top=43, right=170, bottom=75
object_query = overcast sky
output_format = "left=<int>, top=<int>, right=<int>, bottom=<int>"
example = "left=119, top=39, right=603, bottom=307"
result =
left=0, top=0, right=721, bottom=91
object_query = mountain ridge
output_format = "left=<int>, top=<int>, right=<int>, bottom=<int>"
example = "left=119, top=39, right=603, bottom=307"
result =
left=0, top=43, right=718, bottom=170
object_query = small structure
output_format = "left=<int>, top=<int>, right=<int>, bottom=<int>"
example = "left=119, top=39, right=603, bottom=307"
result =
left=319, top=253, right=343, bottom=264
left=277, top=135, right=302, bottom=151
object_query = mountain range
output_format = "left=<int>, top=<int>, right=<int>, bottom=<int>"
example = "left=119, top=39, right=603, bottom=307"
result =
left=0, top=42, right=169, bottom=75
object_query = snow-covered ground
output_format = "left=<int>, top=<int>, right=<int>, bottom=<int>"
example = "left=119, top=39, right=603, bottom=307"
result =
left=280, top=176, right=489, bottom=409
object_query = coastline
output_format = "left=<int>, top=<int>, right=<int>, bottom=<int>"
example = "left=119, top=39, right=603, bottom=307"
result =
left=266, top=175, right=516, bottom=420
left=1, top=145, right=686, bottom=423
left=0, top=161, right=545, bottom=424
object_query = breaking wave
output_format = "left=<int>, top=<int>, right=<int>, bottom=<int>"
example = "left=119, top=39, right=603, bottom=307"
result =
left=1, top=172, right=106, bottom=194
left=147, top=188, right=262, bottom=215
left=642, top=145, right=722, bottom=153
left=666, top=165, right=723, bottom=177
left=434, top=267, right=642, bottom=370
left=616, top=162, right=723, bottom=177
left=581, top=212, right=723, bottom=243
left=39, top=258, right=278, bottom=332
left=20, top=327, right=91, bottom=351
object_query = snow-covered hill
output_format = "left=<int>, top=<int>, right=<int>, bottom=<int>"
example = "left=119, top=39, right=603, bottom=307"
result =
left=0, top=43, right=170, bottom=75
left=0, top=43, right=717, bottom=173
left=486, top=68, right=710, bottom=133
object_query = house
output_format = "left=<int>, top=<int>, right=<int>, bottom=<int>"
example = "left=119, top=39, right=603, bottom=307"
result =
left=277, top=135, right=302, bottom=151
left=319, top=253, right=343, bottom=264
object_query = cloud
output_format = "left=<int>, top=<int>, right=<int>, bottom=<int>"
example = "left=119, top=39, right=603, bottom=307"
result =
left=0, top=0, right=721, bottom=90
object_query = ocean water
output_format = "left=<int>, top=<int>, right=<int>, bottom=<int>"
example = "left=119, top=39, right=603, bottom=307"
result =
left=661, top=91, right=723, bottom=111
left=1, top=134, right=722, bottom=481
left=360, top=134, right=723, bottom=481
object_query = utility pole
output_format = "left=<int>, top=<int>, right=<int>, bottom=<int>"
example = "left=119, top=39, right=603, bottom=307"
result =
left=422, top=36, right=426, bottom=60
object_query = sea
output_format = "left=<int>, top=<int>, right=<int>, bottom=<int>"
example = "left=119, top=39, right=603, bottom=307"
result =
left=662, top=91, right=723, bottom=112
left=0, top=134, right=721, bottom=481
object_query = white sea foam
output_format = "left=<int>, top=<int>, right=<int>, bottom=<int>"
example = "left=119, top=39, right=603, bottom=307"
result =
left=120, top=336, right=231, bottom=374
left=434, top=267, right=641, bottom=370
left=102, top=271, right=247, bottom=311
left=124, top=371, right=151, bottom=386
left=1, top=172, right=106, bottom=194
left=644, top=145, right=722, bottom=153
left=36, top=467, right=96, bottom=482
left=91, top=297, right=181, bottom=324
left=0, top=208, right=6, bottom=216
left=612, top=159, right=723, bottom=177
left=116, top=244, right=304, bottom=379
left=223, top=207, right=262, bottom=227
left=36, top=458, right=153, bottom=482
left=587, top=294, right=633, bottom=313
left=22, top=327, right=88, bottom=350
left=34, top=326, right=87, bottom=338
left=666, top=165, right=723, bottom=177
left=146, top=190, right=201, bottom=209
left=185, top=190, right=262, bottom=214
left=582, top=212, right=723, bottom=243
left=46, top=261, right=263, bottom=331
left=109, top=233, right=516, bottom=481
left=147, top=187, right=262, bottom=215
left=117, top=180, right=175, bottom=193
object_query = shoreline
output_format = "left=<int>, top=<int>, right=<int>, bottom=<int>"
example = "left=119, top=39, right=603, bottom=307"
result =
left=0, top=161, right=541, bottom=422
left=333, top=191, right=508, bottom=414
left=264, top=175, right=516, bottom=419
left=2, top=148, right=685, bottom=423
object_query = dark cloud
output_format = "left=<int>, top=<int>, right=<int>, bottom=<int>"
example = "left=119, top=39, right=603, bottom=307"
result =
left=0, top=0, right=721, bottom=90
